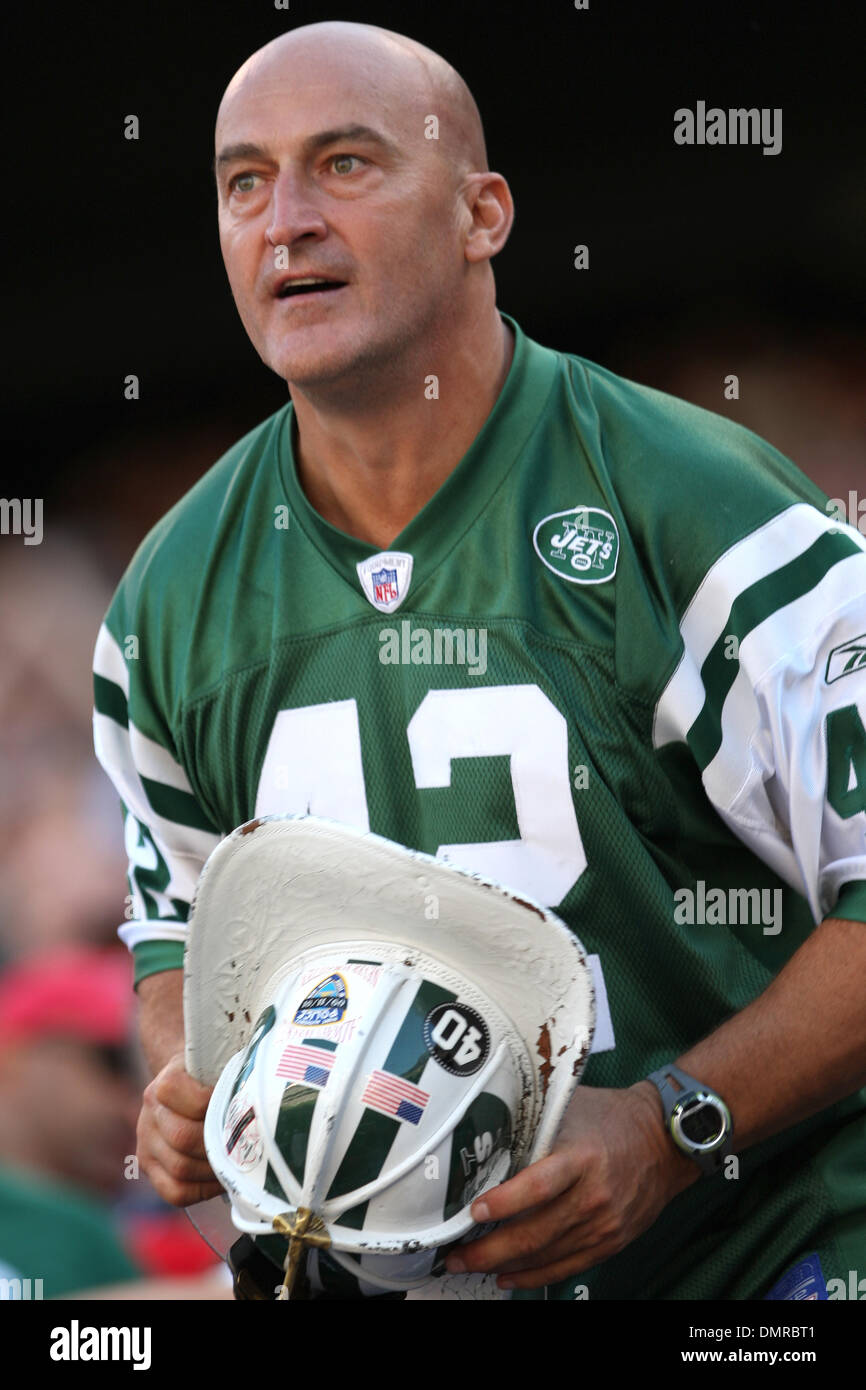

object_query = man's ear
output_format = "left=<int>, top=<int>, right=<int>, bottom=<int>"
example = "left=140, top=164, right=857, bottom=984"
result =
left=462, top=172, right=515, bottom=263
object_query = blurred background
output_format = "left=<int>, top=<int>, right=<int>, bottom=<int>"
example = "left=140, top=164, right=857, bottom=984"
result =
left=2, top=0, right=864, bottom=1295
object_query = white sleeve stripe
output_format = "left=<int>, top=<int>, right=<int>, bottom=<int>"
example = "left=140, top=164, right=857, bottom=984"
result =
left=94, top=628, right=195, bottom=795
left=118, top=920, right=189, bottom=951
left=93, top=622, right=130, bottom=698
left=654, top=506, right=866, bottom=748
left=129, top=721, right=196, bottom=795
left=94, top=710, right=220, bottom=873
left=703, top=566, right=866, bottom=811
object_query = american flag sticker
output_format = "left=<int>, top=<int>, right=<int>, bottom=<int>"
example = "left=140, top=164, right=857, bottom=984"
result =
left=277, top=1043, right=337, bottom=1090
left=361, top=1069, right=430, bottom=1125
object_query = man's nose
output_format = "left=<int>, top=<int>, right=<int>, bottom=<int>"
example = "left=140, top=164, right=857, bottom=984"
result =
left=266, top=170, right=328, bottom=249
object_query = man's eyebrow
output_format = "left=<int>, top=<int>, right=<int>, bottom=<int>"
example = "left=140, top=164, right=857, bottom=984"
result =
left=214, top=141, right=273, bottom=173
left=213, top=125, right=399, bottom=178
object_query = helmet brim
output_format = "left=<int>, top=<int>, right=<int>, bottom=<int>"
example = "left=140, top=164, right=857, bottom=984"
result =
left=184, top=814, right=595, bottom=1163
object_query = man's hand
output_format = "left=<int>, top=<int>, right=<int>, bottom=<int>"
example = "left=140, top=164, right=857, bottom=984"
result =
left=137, top=1052, right=222, bottom=1206
left=445, top=1082, right=697, bottom=1291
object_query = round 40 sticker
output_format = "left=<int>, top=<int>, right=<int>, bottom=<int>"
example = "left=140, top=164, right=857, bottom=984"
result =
left=423, top=1002, right=490, bottom=1077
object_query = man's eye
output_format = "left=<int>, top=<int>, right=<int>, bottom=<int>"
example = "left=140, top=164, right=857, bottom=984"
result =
left=330, top=154, right=365, bottom=176
left=229, top=172, right=260, bottom=194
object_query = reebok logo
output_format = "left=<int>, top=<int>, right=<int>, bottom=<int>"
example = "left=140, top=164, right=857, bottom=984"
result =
left=826, top=634, right=866, bottom=685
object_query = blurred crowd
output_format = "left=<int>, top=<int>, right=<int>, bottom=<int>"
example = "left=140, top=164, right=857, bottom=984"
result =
left=0, top=436, right=233, bottom=1300
left=0, top=323, right=862, bottom=1298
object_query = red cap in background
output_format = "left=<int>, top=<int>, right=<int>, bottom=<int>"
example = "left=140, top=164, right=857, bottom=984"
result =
left=0, top=948, right=134, bottom=1047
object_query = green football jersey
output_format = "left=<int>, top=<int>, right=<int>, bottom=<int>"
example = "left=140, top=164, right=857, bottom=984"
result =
left=94, top=312, right=866, bottom=1299
left=0, top=1164, right=140, bottom=1298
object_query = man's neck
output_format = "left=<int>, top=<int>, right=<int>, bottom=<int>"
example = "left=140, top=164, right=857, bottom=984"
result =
left=289, top=309, right=515, bottom=549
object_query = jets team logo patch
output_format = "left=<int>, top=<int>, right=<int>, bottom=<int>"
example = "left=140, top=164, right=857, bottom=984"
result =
left=825, top=633, right=866, bottom=684
left=533, top=506, right=619, bottom=584
left=356, top=550, right=414, bottom=614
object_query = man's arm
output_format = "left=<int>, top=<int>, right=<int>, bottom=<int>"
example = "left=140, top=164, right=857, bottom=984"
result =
left=447, top=912, right=866, bottom=1289
left=666, top=913, right=866, bottom=1147
left=138, top=968, right=185, bottom=1076
left=136, top=969, right=222, bottom=1206
left=93, top=612, right=226, bottom=1206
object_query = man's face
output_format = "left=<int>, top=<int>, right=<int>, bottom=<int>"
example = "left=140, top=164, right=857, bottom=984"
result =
left=215, top=44, right=468, bottom=388
left=6, top=1038, right=139, bottom=1196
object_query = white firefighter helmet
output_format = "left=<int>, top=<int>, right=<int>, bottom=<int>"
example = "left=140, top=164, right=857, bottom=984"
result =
left=185, top=815, right=595, bottom=1298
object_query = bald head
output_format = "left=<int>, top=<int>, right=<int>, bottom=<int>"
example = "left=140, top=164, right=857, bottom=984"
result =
left=214, top=20, right=513, bottom=394
left=217, top=20, right=488, bottom=181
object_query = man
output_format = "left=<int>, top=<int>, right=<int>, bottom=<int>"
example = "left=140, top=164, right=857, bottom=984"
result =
left=93, top=20, right=866, bottom=1299
left=0, top=949, right=142, bottom=1297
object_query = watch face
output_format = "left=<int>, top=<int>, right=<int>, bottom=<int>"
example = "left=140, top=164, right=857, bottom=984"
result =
left=678, top=1097, right=724, bottom=1146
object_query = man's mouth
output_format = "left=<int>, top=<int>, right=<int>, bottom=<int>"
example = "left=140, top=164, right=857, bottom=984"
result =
left=276, top=277, right=347, bottom=299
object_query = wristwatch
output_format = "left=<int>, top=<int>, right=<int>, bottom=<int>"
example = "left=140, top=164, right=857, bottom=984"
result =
left=646, top=1064, right=734, bottom=1175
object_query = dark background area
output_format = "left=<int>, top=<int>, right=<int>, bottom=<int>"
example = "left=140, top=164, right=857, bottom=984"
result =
left=8, top=0, right=866, bottom=548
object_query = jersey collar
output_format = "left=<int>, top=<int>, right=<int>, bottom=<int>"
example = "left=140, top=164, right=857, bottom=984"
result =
left=276, top=312, right=561, bottom=603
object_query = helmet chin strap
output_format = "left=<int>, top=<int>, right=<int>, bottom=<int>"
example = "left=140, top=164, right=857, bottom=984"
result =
left=273, top=1207, right=332, bottom=1301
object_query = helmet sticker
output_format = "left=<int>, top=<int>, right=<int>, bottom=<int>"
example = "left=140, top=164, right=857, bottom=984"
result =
left=360, top=1069, right=430, bottom=1125
left=423, top=1003, right=490, bottom=1077
left=292, top=973, right=349, bottom=1027
left=223, top=1093, right=264, bottom=1171
left=276, top=1041, right=337, bottom=1090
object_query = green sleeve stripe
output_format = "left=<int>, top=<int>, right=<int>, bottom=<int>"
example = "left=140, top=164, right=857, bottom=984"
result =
left=689, top=531, right=863, bottom=771
left=94, top=673, right=128, bottom=728
left=140, top=775, right=219, bottom=834
left=829, top=881, right=866, bottom=924
left=132, top=940, right=185, bottom=987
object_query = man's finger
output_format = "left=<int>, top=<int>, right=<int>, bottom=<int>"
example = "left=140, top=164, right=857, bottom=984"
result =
left=152, top=1058, right=214, bottom=1120
left=468, top=1147, right=579, bottom=1225
left=448, top=1200, right=590, bottom=1275
left=496, top=1249, right=597, bottom=1292
left=151, top=1100, right=211, bottom=1161
left=142, top=1155, right=224, bottom=1209
left=492, top=1220, right=604, bottom=1275
left=141, top=1124, right=218, bottom=1184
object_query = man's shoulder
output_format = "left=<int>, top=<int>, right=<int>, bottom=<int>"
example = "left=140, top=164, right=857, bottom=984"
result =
left=556, top=343, right=822, bottom=500
left=538, top=338, right=831, bottom=562
left=108, top=405, right=289, bottom=623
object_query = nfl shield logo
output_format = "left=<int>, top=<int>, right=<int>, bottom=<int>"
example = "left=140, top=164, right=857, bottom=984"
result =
left=356, top=551, right=414, bottom=614
left=372, top=568, right=399, bottom=606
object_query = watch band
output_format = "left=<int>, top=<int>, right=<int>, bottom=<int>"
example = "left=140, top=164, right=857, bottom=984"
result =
left=647, top=1064, right=733, bottom=1175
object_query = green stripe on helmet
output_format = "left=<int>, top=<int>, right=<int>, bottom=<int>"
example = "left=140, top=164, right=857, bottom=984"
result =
left=265, top=1082, right=320, bottom=1197
left=325, top=1109, right=400, bottom=1201
left=383, top=978, right=456, bottom=1084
